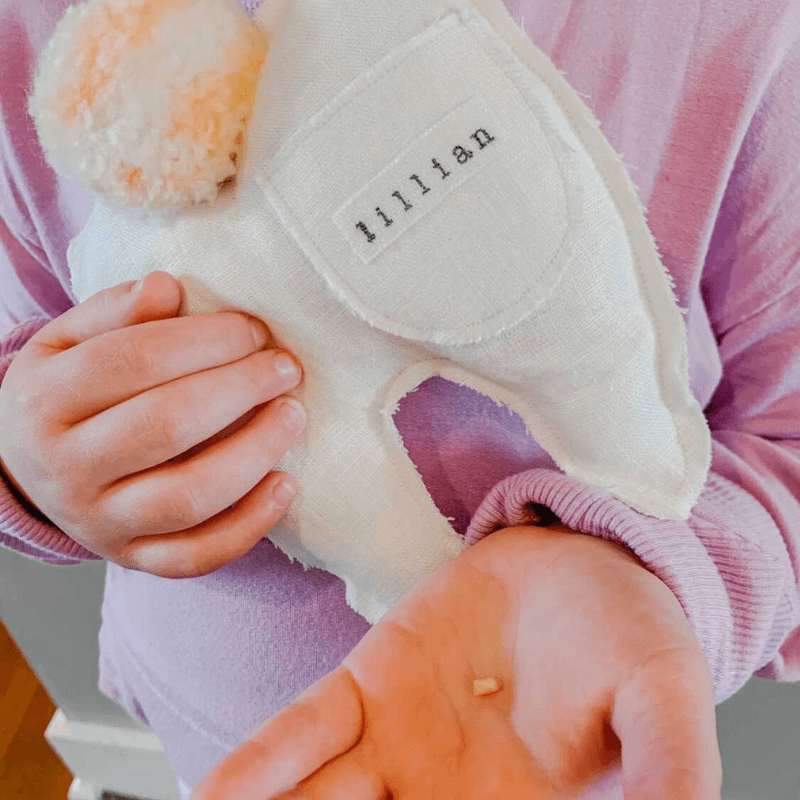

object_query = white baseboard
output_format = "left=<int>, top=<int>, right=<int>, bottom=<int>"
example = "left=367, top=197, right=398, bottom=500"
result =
left=46, top=708, right=181, bottom=800
left=67, top=777, right=107, bottom=800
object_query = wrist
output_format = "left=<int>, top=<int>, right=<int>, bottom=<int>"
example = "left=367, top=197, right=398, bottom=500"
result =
left=0, top=455, right=53, bottom=526
left=496, top=522, right=648, bottom=570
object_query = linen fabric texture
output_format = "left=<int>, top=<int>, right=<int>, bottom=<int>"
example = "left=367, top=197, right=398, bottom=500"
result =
left=61, top=0, right=710, bottom=623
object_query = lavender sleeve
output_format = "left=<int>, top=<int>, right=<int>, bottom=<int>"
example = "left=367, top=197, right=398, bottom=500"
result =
left=464, top=31, right=800, bottom=703
left=0, top=0, right=106, bottom=564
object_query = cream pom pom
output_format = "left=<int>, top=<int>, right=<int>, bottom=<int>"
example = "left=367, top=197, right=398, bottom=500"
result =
left=27, top=0, right=268, bottom=212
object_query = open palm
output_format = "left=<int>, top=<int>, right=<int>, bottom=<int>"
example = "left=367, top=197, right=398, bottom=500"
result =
left=192, top=525, right=722, bottom=800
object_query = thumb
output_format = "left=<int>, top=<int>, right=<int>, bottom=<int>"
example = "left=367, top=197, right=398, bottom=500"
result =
left=191, top=667, right=364, bottom=800
left=611, top=647, right=723, bottom=800
left=30, top=271, right=182, bottom=353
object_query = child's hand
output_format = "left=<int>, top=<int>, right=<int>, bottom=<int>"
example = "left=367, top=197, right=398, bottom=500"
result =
left=192, top=524, right=722, bottom=800
left=0, top=272, right=306, bottom=578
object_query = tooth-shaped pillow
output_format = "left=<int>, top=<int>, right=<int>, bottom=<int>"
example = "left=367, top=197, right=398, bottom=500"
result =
left=30, top=0, right=712, bottom=624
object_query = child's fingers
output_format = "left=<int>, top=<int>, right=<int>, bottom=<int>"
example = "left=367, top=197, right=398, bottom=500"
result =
left=30, top=271, right=181, bottom=353
left=105, top=394, right=304, bottom=550
left=117, top=468, right=297, bottom=578
left=41, top=285, right=275, bottom=428
left=76, top=346, right=301, bottom=484
left=191, top=668, right=365, bottom=800
left=612, top=646, right=723, bottom=800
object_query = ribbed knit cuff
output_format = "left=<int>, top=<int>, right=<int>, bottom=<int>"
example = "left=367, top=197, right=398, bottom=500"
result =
left=466, top=467, right=798, bottom=703
left=1, top=318, right=102, bottom=563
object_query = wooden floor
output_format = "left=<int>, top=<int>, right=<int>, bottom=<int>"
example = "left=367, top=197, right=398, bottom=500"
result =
left=0, top=620, right=74, bottom=799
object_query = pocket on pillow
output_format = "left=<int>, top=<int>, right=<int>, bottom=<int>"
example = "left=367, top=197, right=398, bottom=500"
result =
left=258, top=9, right=586, bottom=346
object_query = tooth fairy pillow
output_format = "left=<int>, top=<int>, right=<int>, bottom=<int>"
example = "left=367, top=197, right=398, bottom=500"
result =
left=28, top=0, right=712, bottom=624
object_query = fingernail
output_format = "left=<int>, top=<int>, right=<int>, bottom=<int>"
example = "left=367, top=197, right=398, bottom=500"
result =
left=274, top=352, right=300, bottom=380
left=273, top=479, right=296, bottom=506
left=280, top=398, right=307, bottom=431
left=250, top=319, right=269, bottom=349
left=132, top=277, right=145, bottom=292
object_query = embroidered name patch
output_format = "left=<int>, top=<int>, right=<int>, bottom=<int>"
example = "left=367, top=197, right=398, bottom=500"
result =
left=333, top=98, right=502, bottom=263
left=260, top=9, right=584, bottom=345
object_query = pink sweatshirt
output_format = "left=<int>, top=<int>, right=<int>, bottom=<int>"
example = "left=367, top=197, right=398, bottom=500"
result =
left=2, top=0, right=799, bottom=794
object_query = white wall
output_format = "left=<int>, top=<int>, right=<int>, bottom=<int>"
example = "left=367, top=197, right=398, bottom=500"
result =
left=0, top=547, right=143, bottom=730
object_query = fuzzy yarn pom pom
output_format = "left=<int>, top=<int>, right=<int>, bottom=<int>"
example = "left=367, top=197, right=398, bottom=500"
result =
left=28, top=0, right=268, bottom=211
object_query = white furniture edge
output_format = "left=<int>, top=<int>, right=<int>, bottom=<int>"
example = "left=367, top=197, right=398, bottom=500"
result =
left=45, top=707, right=181, bottom=800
